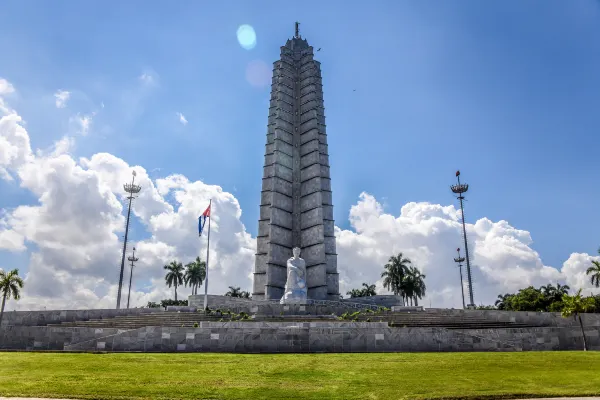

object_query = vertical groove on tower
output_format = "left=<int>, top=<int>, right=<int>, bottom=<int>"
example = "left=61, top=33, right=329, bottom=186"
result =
left=253, top=30, right=339, bottom=301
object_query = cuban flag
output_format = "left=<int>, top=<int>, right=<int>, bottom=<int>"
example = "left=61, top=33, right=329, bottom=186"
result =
left=198, top=204, right=211, bottom=236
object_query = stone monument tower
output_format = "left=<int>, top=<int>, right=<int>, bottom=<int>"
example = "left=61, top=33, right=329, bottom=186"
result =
left=253, top=23, right=339, bottom=301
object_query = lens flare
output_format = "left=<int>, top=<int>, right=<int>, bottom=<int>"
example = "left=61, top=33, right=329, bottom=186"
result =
left=246, top=60, right=271, bottom=88
left=236, top=24, right=257, bottom=50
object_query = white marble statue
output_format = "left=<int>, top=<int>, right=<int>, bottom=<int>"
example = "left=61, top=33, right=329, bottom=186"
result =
left=280, top=247, right=308, bottom=304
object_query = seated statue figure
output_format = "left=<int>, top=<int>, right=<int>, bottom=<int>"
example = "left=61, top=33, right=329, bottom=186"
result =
left=280, top=247, right=308, bottom=304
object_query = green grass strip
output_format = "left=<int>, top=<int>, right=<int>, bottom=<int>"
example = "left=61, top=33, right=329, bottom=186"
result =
left=0, top=351, right=599, bottom=400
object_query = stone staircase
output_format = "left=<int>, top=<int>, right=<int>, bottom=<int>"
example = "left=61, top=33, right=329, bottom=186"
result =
left=358, top=312, right=539, bottom=330
left=49, top=309, right=541, bottom=330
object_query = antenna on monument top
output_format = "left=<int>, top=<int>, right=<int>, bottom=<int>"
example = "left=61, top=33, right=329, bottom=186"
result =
left=295, top=21, right=300, bottom=38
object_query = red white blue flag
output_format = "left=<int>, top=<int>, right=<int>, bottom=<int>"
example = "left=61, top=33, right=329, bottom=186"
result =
left=198, top=204, right=211, bottom=236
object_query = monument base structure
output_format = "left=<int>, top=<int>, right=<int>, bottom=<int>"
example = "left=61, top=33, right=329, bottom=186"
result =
left=1, top=297, right=599, bottom=353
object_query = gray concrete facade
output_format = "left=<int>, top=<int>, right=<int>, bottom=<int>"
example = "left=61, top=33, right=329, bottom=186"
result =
left=2, top=306, right=600, bottom=352
left=254, top=30, right=339, bottom=301
left=0, top=307, right=164, bottom=327
left=188, top=295, right=383, bottom=314
left=2, top=323, right=599, bottom=353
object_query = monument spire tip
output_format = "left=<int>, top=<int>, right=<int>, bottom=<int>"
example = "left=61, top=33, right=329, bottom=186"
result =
left=295, top=21, right=300, bottom=38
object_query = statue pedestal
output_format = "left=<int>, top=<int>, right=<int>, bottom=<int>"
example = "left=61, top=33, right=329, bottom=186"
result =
left=280, top=289, right=308, bottom=305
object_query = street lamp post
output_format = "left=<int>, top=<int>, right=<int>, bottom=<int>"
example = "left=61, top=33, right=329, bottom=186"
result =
left=451, top=170, right=475, bottom=308
left=127, top=247, right=139, bottom=309
left=116, top=171, right=141, bottom=309
left=453, top=247, right=466, bottom=309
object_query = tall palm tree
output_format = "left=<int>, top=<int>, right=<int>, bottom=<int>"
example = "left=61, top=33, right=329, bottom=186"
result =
left=540, top=284, right=555, bottom=299
left=184, top=257, right=206, bottom=295
left=361, top=283, right=377, bottom=297
left=381, top=253, right=411, bottom=302
left=555, top=283, right=570, bottom=296
left=586, top=260, right=600, bottom=288
left=409, top=266, right=426, bottom=306
left=561, top=289, right=595, bottom=351
left=164, top=261, right=185, bottom=301
left=401, top=272, right=416, bottom=306
left=0, top=269, right=24, bottom=327
left=225, top=286, right=242, bottom=297
left=495, top=293, right=512, bottom=310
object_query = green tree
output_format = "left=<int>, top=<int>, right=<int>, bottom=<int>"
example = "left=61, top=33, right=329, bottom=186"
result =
left=515, top=286, right=547, bottom=311
left=586, top=260, right=600, bottom=288
left=561, top=289, right=595, bottom=351
left=400, top=272, right=416, bottom=306
left=346, top=283, right=377, bottom=298
left=408, top=266, right=426, bottom=306
left=163, top=261, right=185, bottom=301
left=495, top=293, right=513, bottom=310
left=381, top=253, right=411, bottom=301
left=225, top=286, right=243, bottom=297
left=539, top=283, right=570, bottom=311
left=184, top=257, right=206, bottom=295
left=0, top=269, right=24, bottom=327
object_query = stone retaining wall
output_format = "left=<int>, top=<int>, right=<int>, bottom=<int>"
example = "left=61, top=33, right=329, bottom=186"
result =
left=425, top=308, right=600, bottom=327
left=188, top=296, right=380, bottom=315
left=3, top=323, right=596, bottom=352
left=0, top=308, right=164, bottom=327
left=343, top=295, right=404, bottom=307
left=0, top=325, right=123, bottom=350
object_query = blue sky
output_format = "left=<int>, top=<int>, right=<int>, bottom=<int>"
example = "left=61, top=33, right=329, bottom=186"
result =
left=1, top=0, right=600, bottom=278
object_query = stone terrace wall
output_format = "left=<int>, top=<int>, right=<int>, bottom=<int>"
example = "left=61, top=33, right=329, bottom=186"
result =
left=425, top=308, right=600, bottom=328
left=188, top=295, right=255, bottom=309
left=0, top=308, right=165, bottom=327
left=189, top=295, right=402, bottom=311
left=188, top=295, right=379, bottom=315
left=12, top=323, right=598, bottom=353
left=0, top=326, right=123, bottom=350
left=342, top=295, right=404, bottom=307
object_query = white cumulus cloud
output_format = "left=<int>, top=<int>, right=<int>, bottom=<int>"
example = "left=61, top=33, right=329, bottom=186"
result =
left=0, top=77, right=599, bottom=312
left=139, top=72, right=155, bottom=85
left=69, top=113, right=93, bottom=136
left=54, top=90, right=70, bottom=108
left=176, top=112, right=188, bottom=126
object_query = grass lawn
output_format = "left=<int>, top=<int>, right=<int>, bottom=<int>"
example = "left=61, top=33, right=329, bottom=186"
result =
left=0, top=352, right=599, bottom=400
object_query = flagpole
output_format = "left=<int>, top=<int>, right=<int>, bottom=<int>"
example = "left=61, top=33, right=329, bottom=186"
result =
left=203, top=199, right=212, bottom=312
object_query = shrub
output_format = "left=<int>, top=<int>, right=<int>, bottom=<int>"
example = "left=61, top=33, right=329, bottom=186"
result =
left=193, top=322, right=199, bottom=328
left=160, top=299, right=188, bottom=308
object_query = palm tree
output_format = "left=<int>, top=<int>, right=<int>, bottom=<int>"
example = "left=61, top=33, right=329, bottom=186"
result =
left=586, top=260, right=600, bottom=288
left=561, top=289, right=595, bottom=351
left=361, top=283, right=377, bottom=297
left=540, top=284, right=555, bottom=298
left=409, top=266, right=426, bottom=306
left=381, top=253, right=411, bottom=302
left=225, top=286, right=242, bottom=297
left=164, top=261, right=185, bottom=301
left=0, top=269, right=24, bottom=327
left=184, top=257, right=206, bottom=295
left=495, top=293, right=512, bottom=310
left=401, top=272, right=416, bottom=306
left=555, top=283, right=570, bottom=296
